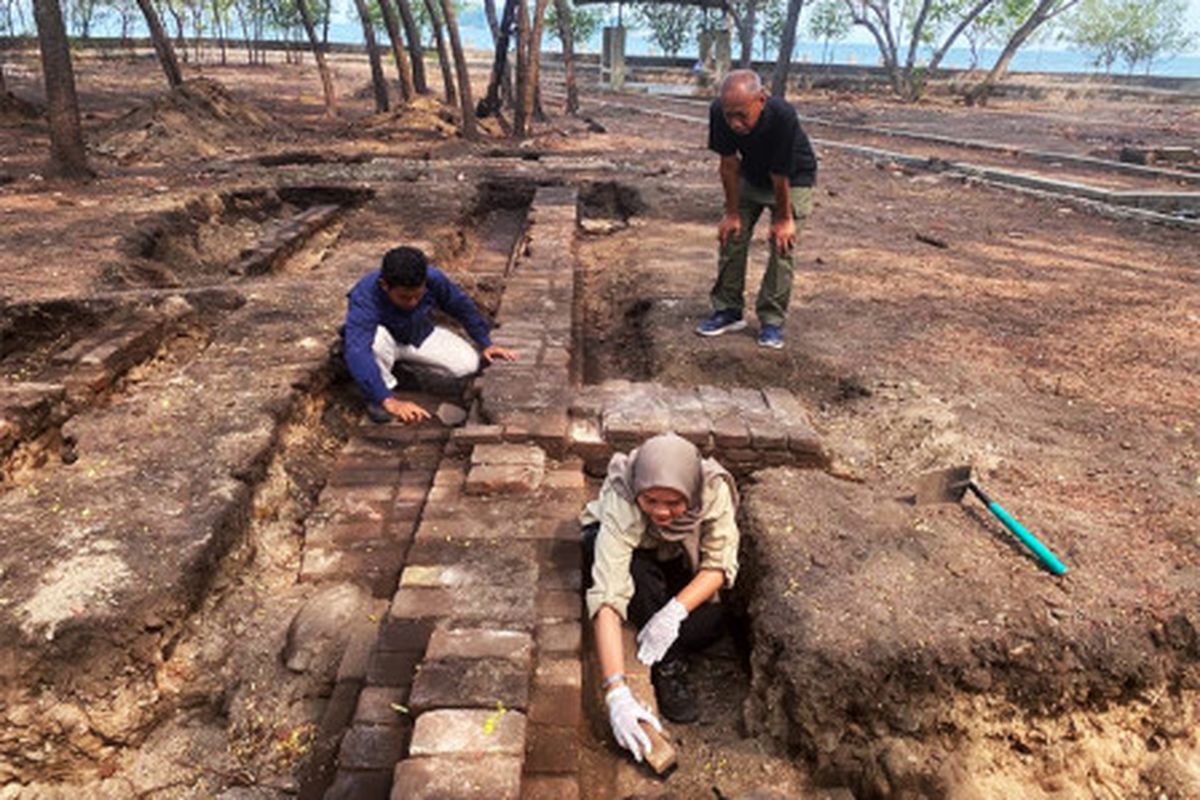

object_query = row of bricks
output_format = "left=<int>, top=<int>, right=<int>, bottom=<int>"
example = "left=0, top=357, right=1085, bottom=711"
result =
left=475, top=187, right=579, bottom=459
left=573, top=381, right=825, bottom=456
left=1, top=310, right=186, bottom=456
left=380, top=453, right=587, bottom=798
left=229, top=204, right=342, bottom=276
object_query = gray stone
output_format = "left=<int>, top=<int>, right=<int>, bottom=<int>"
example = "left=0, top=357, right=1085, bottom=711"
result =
left=436, top=403, right=468, bottom=427
left=283, top=583, right=373, bottom=678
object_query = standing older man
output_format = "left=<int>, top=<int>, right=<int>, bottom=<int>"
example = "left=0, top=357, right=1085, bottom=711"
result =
left=696, top=70, right=817, bottom=349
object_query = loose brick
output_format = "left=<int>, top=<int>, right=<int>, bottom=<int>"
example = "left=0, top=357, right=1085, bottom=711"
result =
left=524, top=723, right=579, bottom=774
left=392, top=755, right=522, bottom=800
left=409, top=658, right=530, bottom=712
left=425, top=628, right=534, bottom=665
left=337, top=723, right=406, bottom=770
left=451, top=424, right=505, bottom=450
left=408, top=709, right=528, bottom=757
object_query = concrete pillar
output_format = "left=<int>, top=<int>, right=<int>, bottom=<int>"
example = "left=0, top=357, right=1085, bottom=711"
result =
left=602, top=25, right=626, bottom=90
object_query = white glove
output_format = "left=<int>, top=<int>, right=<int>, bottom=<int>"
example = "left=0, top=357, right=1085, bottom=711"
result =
left=636, top=598, right=689, bottom=665
left=605, top=685, right=662, bottom=762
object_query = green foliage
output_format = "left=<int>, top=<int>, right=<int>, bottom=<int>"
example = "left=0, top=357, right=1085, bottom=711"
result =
left=806, top=0, right=851, bottom=61
left=757, top=0, right=787, bottom=59
left=546, top=0, right=603, bottom=46
left=1063, top=0, right=1194, bottom=73
left=633, top=1, right=697, bottom=57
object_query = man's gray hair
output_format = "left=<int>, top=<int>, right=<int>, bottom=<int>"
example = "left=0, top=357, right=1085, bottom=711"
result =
left=720, top=69, right=762, bottom=97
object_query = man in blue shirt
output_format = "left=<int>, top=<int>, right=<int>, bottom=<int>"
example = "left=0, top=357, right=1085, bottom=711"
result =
left=343, top=246, right=517, bottom=423
left=697, top=70, right=817, bottom=350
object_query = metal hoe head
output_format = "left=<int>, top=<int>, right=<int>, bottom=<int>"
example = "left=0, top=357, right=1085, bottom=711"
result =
left=913, top=465, right=974, bottom=505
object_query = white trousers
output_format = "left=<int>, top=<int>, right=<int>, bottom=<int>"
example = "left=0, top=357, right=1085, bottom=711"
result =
left=372, top=326, right=480, bottom=390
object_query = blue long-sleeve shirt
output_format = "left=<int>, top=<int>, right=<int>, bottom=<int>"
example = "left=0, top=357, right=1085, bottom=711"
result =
left=343, top=267, right=492, bottom=404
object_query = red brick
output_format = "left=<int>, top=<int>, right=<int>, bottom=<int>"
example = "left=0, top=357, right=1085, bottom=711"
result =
left=337, top=723, right=407, bottom=770
left=392, top=755, right=522, bottom=800
left=464, top=463, right=544, bottom=495
left=408, top=709, right=527, bottom=757
left=471, top=443, right=546, bottom=468
left=366, top=648, right=422, bottom=689
left=409, top=658, right=530, bottom=713
left=537, top=590, right=581, bottom=622
left=376, top=618, right=434, bottom=654
left=355, top=686, right=411, bottom=726
left=425, top=628, right=534, bottom=665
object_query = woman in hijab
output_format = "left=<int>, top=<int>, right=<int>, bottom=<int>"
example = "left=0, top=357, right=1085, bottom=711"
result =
left=581, top=432, right=740, bottom=764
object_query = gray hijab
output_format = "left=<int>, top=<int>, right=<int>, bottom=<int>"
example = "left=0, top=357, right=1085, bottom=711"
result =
left=607, top=432, right=739, bottom=570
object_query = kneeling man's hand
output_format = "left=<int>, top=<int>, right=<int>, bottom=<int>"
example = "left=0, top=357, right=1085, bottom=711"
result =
left=383, top=397, right=431, bottom=423
left=482, top=344, right=518, bottom=363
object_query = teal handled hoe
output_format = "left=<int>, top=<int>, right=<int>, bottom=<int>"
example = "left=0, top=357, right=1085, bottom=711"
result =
left=915, top=465, right=1068, bottom=576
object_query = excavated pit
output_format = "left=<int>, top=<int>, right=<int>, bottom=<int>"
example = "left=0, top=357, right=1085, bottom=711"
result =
left=112, top=185, right=373, bottom=289
left=0, top=366, right=362, bottom=789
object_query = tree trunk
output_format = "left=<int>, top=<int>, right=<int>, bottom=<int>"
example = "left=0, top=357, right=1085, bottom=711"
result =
left=165, top=1, right=186, bottom=63
left=738, top=0, right=756, bottom=67
left=926, top=0, right=994, bottom=75
left=479, top=0, right=517, bottom=119
left=212, top=0, right=227, bottom=65
left=295, top=0, right=337, bottom=116
left=438, top=0, right=477, bottom=139
left=514, top=0, right=530, bottom=136
left=234, top=3, right=254, bottom=64
left=394, top=0, right=428, bottom=94
left=527, top=0, right=550, bottom=122
left=770, top=0, right=804, bottom=96
left=484, top=0, right=515, bottom=105
left=966, top=0, right=1077, bottom=105
left=135, top=0, right=182, bottom=86
left=551, top=0, right=577, bottom=113
left=422, top=0, right=456, bottom=105
left=352, top=0, right=389, bottom=112
left=32, top=0, right=92, bottom=178
left=377, top=0, right=415, bottom=102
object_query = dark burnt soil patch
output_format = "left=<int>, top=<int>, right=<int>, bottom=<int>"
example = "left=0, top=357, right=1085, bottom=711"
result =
left=94, top=77, right=280, bottom=164
left=739, top=468, right=1200, bottom=798
left=0, top=89, right=43, bottom=123
left=1, top=298, right=110, bottom=381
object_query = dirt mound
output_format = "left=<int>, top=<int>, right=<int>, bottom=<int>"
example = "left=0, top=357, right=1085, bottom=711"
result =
left=95, top=77, right=276, bottom=164
left=353, top=95, right=504, bottom=139
left=739, top=467, right=1200, bottom=798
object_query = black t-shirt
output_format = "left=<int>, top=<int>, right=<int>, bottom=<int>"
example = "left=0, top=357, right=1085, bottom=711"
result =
left=708, top=95, right=817, bottom=189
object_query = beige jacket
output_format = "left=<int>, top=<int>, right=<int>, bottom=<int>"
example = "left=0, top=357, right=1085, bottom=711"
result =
left=581, top=477, right=740, bottom=621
